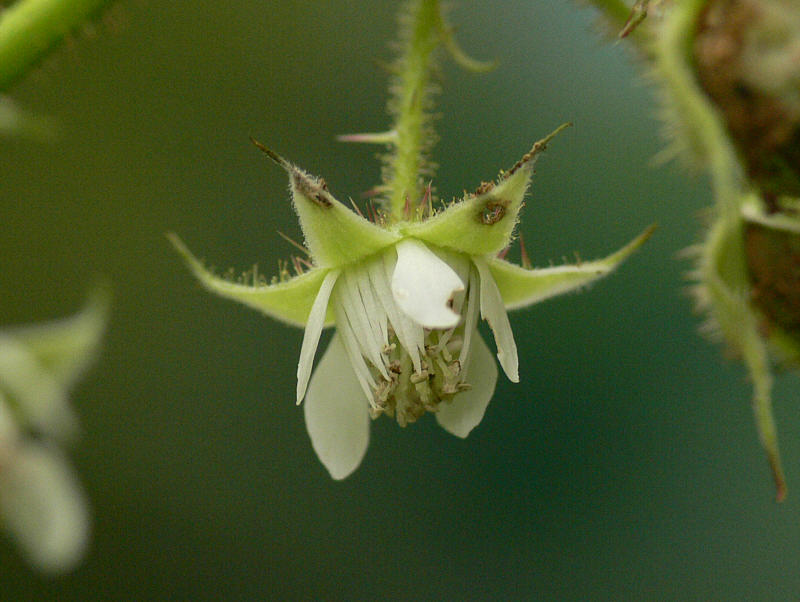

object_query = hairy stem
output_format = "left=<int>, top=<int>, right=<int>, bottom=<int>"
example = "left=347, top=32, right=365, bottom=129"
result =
left=384, top=0, right=441, bottom=221
left=0, top=0, right=111, bottom=91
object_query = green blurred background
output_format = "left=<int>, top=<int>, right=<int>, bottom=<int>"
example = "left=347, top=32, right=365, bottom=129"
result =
left=2, top=0, right=799, bottom=599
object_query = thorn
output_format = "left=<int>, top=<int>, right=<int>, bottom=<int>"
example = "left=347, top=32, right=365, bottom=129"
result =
left=348, top=197, right=366, bottom=218
left=619, top=0, right=649, bottom=39
left=420, top=181, right=432, bottom=217
left=277, top=231, right=310, bottom=256
left=497, top=246, right=510, bottom=260
left=506, top=122, right=572, bottom=177
left=336, top=130, right=397, bottom=145
left=404, top=195, right=411, bottom=220
left=366, top=199, right=378, bottom=223
left=290, top=255, right=305, bottom=275
left=361, top=186, right=388, bottom=199
left=519, top=233, right=532, bottom=269
left=770, top=451, right=788, bottom=502
left=249, top=136, right=291, bottom=171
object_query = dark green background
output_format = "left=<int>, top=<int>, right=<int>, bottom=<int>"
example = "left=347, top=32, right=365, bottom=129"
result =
left=2, top=1, right=799, bottom=599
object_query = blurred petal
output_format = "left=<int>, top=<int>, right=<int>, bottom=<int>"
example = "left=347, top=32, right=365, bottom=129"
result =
left=0, top=442, right=89, bottom=574
left=0, top=335, right=77, bottom=440
left=0, top=389, right=18, bottom=445
left=7, top=286, right=109, bottom=390
left=304, top=335, right=370, bottom=480
left=436, top=336, right=498, bottom=438
left=391, top=239, right=464, bottom=329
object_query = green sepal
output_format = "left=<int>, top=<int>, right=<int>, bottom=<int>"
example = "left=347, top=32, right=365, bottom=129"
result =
left=700, top=213, right=786, bottom=501
left=251, top=141, right=400, bottom=268
left=489, top=225, right=655, bottom=309
left=401, top=166, right=530, bottom=255
left=401, top=125, right=571, bottom=256
left=169, top=233, right=334, bottom=327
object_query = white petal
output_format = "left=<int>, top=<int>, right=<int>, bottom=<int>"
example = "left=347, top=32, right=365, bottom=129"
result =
left=340, top=270, right=389, bottom=380
left=353, top=261, right=388, bottom=349
left=458, top=265, right=481, bottom=380
left=296, top=270, right=340, bottom=405
left=0, top=442, right=89, bottom=573
left=436, top=335, right=498, bottom=438
left=332, top=286, right=378, bottom=404
left=375, top=252, right=424, bottom=373
left=304, top=335, right=370, bottom=480
left=391, top=239, right=464, bottom=329
left=474, top=257, right=519, bottom=383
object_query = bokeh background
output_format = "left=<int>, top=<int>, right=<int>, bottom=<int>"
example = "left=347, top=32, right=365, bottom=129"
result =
left=2, top=0, right=800, bottom=598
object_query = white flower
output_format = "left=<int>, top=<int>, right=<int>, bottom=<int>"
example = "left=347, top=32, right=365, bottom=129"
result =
left=171, top=134, right=652, bottom=479
left=302, top=238, right=511, bottom=478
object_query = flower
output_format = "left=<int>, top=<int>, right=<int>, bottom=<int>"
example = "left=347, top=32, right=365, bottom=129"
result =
left=171, top=0, right=652, bottom=479
left=169, top=130, right=652, bottom=479
left=0, top=290, right=107, bottom=572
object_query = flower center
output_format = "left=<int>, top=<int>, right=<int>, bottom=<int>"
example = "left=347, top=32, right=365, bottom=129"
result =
left=372, top=325, right=472, bottom=427
left=330, top=241, right=480, bottom=426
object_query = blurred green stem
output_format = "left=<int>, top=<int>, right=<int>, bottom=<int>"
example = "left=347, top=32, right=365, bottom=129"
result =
left=0, top=0, right=110, bottom=91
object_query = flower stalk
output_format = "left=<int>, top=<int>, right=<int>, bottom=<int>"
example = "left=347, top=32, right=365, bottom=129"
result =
left=384, top=0, right=441, bottom=218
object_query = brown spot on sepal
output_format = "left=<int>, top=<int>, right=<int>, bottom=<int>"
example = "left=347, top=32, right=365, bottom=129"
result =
left=290, top=170, right=334, bottom=208
left=249, top=136, right=336, bottom=209
left=477, top=199, right=510, bottom=225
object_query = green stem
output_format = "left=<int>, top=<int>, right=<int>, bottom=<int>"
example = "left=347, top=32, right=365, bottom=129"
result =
left=0, top=0, right=110, bottom=91
left=385, top=0, right=441, bottom=221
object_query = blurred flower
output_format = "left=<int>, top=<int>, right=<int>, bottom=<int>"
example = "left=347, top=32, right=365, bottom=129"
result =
left=0, top=291, right=107, bottom=572
left=592, top=0, right=800, bottom=499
